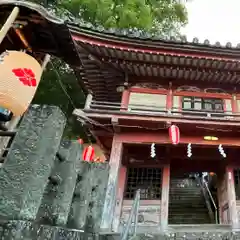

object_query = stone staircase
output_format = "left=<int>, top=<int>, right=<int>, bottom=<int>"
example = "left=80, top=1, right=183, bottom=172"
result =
left=168, top=176, right=212, bottom=224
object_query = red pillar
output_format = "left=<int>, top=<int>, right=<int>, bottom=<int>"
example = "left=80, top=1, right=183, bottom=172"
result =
left=160, top=164, right=170, bottom=230
left=100, top=135, right=123, bottom=231
left=226, top=167, right=238, bottom=228
left=121, top=90, right=130, bottom=110
left=112, top=166, right=127, bottom=232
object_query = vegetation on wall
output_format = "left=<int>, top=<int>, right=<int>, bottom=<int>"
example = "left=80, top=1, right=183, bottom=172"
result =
left=31, top=0, right=188, bottom=140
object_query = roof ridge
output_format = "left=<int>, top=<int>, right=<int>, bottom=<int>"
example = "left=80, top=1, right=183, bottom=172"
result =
left=68, top=21, right=240, bottom=49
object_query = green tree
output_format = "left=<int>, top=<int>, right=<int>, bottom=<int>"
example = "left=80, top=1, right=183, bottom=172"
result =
left=31, top=0, right=188, bottom=140
left=58, top=0, right=187, bottom=36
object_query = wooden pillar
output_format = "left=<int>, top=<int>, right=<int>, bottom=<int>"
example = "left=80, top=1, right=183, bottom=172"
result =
left=226, top=166, right=238, bottom=229
left=0, top=7, right=19, bottom=44
left=166, top=85, right=173, bottom=112
left=100, top=135, right=123, bottom=231
left=121, top=90, right=130, bottom=110
left=232, top=94, right=237, bottom=113
left=112, top=166, right=127, bottom=232
left=160, top=164, right=170, bottom=231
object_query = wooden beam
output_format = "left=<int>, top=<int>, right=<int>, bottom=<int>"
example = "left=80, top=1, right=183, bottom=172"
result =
left=100, top=135, right=123, bottom=231
left=116, top=132, right=240, bottom=147
left=0, top=7, right=19, bottom=44
left=129, top=76, right=239, bottom=92
left=101, top=57, right=240, bottom=75
left=92, top=130, right=113, bottom=137
left=77, top=110, right=240, bottom=127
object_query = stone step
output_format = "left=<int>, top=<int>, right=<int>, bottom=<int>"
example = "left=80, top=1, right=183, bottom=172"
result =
left=169, top=215, right=209, bottom=220
left=170, top=188, right=200, bottom=190
left=169, top=198, right=205, bottom=202
left=169, top=189, right=201, bottom=192
left=169, top=187, right=201, bottom=192
left=169, top=205, right=209, bottom=211
left=169, top=192, right=202, bottom=196
left=168, top=219, right=211, bottom=225
left=170, top=185, right=200, bottom=188
left=167, top=224, right=231, bottom=232
left=169, top=212, right=209, bottom=217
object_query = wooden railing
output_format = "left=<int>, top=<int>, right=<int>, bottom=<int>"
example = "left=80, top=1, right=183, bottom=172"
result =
left=84, top=100, right=240, bottom=121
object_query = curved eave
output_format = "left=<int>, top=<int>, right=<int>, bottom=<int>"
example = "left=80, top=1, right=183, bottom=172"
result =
left=0, top=0, right=63, bottom=24
left=0, top=0, right=80, bottom=66
left=69, top=25, right=240, bottom=60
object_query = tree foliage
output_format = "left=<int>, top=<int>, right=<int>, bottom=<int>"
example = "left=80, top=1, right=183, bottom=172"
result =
left=33, top=0, right=187, bottom=35
left=31, top=0, right=188, bottom=139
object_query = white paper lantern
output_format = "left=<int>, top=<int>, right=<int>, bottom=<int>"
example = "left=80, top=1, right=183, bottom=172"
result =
left=0, top=50, right=42, bottom=116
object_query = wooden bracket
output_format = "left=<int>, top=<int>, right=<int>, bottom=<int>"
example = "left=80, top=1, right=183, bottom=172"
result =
left=111, top=117, right=120, bottom=133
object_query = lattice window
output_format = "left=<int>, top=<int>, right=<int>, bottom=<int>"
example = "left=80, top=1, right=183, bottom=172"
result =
left=124, top=167, right=162, bottom=200
left=234, top=169, right=240, bottom=200
left=182, top=97, right=224, bottom=112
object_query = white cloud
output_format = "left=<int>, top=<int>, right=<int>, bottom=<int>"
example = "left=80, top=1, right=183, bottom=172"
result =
left=181, top=0, right=240, bottom=45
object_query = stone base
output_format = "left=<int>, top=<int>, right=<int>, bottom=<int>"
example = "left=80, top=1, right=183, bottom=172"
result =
left=0, top=220, right=240, bottom=240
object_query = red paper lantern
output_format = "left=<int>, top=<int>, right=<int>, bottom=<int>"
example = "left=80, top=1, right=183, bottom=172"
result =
left=82, top=146, right=95, bottom=162
left=169, top=125, right=180, bottom=145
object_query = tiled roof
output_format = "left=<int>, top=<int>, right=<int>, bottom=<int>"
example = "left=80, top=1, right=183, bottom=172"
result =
left=1, top=0, right=240, bottom=50
left=68, top=22, right=240, bottom=50
left=0, top=0, right=80, bottom=66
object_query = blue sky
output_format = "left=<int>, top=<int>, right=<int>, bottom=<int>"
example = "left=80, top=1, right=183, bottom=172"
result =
left=182, top=0, right=240, bottom=46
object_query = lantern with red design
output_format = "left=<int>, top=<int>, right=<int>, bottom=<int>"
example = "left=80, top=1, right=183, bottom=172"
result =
left=169, top=125, right=180, bottom=145
left=0, top=51, right=42, bottom=116
left=82, top=145, right=95, bottom=162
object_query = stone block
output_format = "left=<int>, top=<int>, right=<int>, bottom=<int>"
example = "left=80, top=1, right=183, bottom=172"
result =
left=67, top=161, right=93, bottom=230
left=85, top=163, right=109, bottom=233
left=37, top=140, right=82, bottom=226
left=0, top=105, right=66, bottom=221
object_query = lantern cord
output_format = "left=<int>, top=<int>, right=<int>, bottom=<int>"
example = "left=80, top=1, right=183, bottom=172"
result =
left=77, top=115, right=240, bottom=133
left=49, top=60, right=94, bottom=144
left=49, top=60, right=76, bottom=109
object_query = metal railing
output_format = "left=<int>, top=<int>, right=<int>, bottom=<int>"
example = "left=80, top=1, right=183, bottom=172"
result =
left=203, top=181, right=218, bottom=224
left=121, top=189, right=140, bottom=240
left=196, top=176, right=218, bottom=224
left=85, top=100, right=239, bottom=121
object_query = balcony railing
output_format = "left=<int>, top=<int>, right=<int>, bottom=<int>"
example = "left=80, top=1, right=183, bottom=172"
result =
left=85, top=100, right=240, bottom=121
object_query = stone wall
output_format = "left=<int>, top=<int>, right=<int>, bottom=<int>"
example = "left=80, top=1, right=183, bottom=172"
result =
left=0, top=105, right=109, bottom=239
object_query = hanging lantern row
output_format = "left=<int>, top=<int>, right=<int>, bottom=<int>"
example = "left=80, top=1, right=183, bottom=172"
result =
left=83, top=145, right=95, bottom=162
left=169, top=125, right=180, bottom=145
left=81, top=144, right=105, bottom=163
